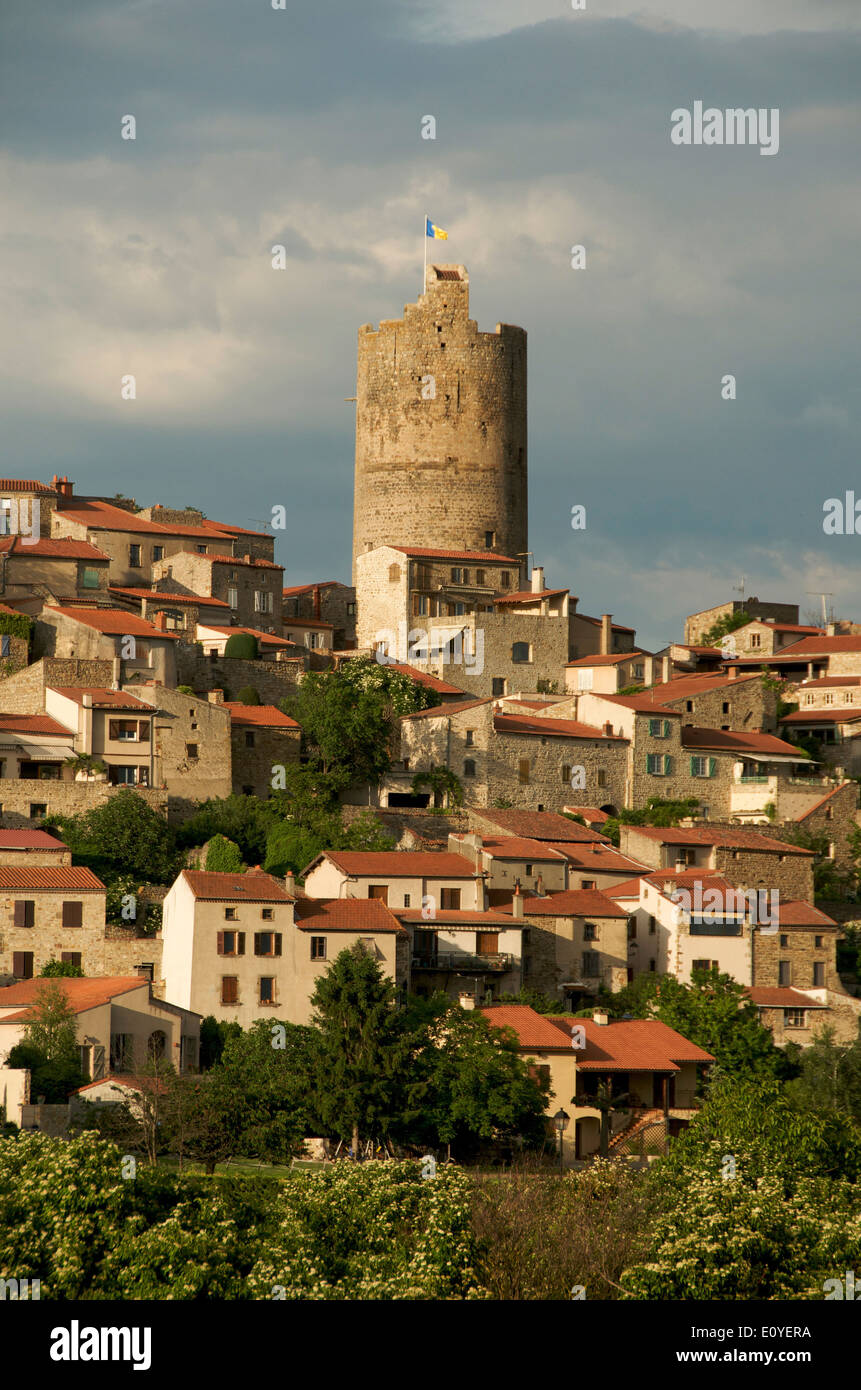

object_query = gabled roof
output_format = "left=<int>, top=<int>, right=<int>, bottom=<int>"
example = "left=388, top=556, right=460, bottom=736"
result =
left=781, top=708, right=861, bottom=725
left=382, top=663, right=467, bottom=695
left=56, top=500, right=173, bottom=535
left=795, top=677, right=861, bottom=689
left=495, top=588, right=568, bottom=605
left=388, top=546, right=519, bottom=563
left=681, top=727, right=806, bottom=757
left=45, top=607, right=181, bottom=639
left=0, top=976, right=147, bottom=1022
left=304, top=851, right=478, bottom=879
left=224, top=702, right=299, bottom=729
left=470, top=809, right=609, bottom=844
left=176, top=551, right=283, bottom=570
left=542, top=1016, right=716, bottom=1071
left=48, top=686, right=152, bottom=710
left=641, top=672, right=761, bottom=701
left=401, top=698, right=492, bottom=721
left=449, top=834, right=569, bottom=863
left=622, top=825, right=814, bottom=855
left=0, top=866, right=105, bottom=891
left=745, top=987, right=828, bottom=1009
left=566, top=650, right=647, bottom=668
left=0, top=713, right=73, bottom=737
left=393, top=908, right=515, bottom=926
left=294, top=896, right=405, bottom=934
left=499, top=888, right=630, bottom=918
left=0, top=537, right=110, bottom=561
left=0, top=477, right=58, bottom=495
left=544, top=843, right=650, bottom=875
left=282, top=581, right=347, bottom=597
left=587, top=693, right=679, bottom=716
left=110, top=587, right=230, bottom=607
left=181, top=869, right=292, bottom=902
left=198, top=624, right=292, bottom=648
left=0, top=830, right=68, bottom=850
left=494, top=713, right=627, bottom=741
left=478, top=1004, right=584, bottom=1051
left=794, top=783, right=855, bottom=822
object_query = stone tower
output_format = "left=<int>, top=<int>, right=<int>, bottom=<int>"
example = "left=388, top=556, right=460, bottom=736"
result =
left=351, top=265, right=527, bottom=581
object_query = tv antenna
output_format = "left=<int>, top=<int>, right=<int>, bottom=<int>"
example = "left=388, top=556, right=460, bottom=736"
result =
left=732, top=576, right=747, bottom=602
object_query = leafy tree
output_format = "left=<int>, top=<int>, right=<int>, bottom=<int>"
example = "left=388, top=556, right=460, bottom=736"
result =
left=213, top=1020, right=316, bottom=1161
left=336, top=656, right=438, bottom=717
left=224, top=633, right=259, bottom=659
left=204, top=834, right=245, bottom=873
left=198, top=1015, right=243, bottom=1071
left=48, top=790, right=181, bottom=884
left=602, top=796, right=700, bottom=847
left=177, top=793, right=275, bottom=865
left=786, top=1026, right=861, bottom=1124
left=310, top=945, right=413, bottom=1155
left=411, top=765, right=465, bottom=808
left=6, top=981, right=85, bottom=1101
left=235, top=686, right=260, bottom=705
left=783, top=825, right=856, bottom=899
left=39, top=958, right=85, bottom=978
left=700, top=609, right=750, bottom=647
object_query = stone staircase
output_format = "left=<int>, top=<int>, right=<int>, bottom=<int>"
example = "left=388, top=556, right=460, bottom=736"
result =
left=608, top=1107, right=666, bottom=1155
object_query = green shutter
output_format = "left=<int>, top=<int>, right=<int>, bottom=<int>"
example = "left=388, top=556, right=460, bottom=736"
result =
left=709, top=757, right=717, bottom=778
left=664, top=754, right=673, bottom=775
left=663, top=720, right=671, bottom=739
left=690, top=756, right=697, bottom=776
left=649, top=719, right=658, bottom=736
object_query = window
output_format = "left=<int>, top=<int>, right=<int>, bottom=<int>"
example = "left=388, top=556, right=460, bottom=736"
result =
left=128, top=544, right=142, bottom=567
left=224, top=907, right=238, bottom=921
left=582, top=951, right=600, bottom=977
left=561, top=764, right=571, bottom=784
left=500, top=571, right=510, bottom=588
left=648, top=915, right=656, bottom=934
left=245, top=731, right=255, bottom=748
left=310, top=936, right=327, bottom=960
left=62, top=901, right=83, bottom=929
left=388, top=563, right=401, bottom=583
left=518, top=758, right=530, bottom=784
left=785, top=1008, right=806, bottom=1028
left=347, top=602, right=356, bottom=616
left=81, top=567, right=101, bottom=589
left=109, top=719, right=139, bottom=741
left=218, top=930, right=245, bottom=956
left=29, top=803, right=47, bottom=819
left=61, top=951, right=82, bottom=968
left=463, top=759, right=476, bottom=778
left=583, top=922, right=597, bottom=941
left=196, top=544, right=208, bottom=554
left=109, top=765, right=144, bottom=786
left=778, top=960, right=791, bottom=986
left=647, top=753, right=672, bottom=775
left=722, top=702, right=730, bottom=714
left=525, top=863, right=533, bottom=876
left=227, top=586, right=238, bottom=609
left=254, top=590, right=273, bottom=613
left=259, top=977, right=275, bottom=1005
left=813, top=962, right=825, bottom=987
left=580, top=879, right=596, bottom=890
left=465, top=729, right=475, bottom=747
left=413, top=593, right=429, bottom=616
left=492, top=678, right=507, bottom=697
left=627, top=919, right=637, bottom=940
left=511, top=642, right=531, bottom=663
left=12, top=951, right=33, bottom=979
left=749, top=635, right=761, bottom=649
left=692, top=959, right=718, bottom=972
left=648, top=719, right=671, bottom=738
left=597, top=769, right=607, bottom=787
left=403, top=894, right=411, bottom=908
left=13, top=900, right=35, bottom=928
left=476, top=569, right=486, bottom=585
left=152, top=545, right=164, bottom=562
left=485, top=531, right=496, bottom=548
left=440, top=888, right=461, bottom=910
left=186, top=743, right=199, bottom=760
left=825, top=805, right=834, bottom=821
left=110, top=1033, right=133, bottom=1070
left=450, top=567, right=463, bottom=584
left=368, top=884, right=389, bottom=903
left=686, top=701, right=693, bottom=713
left=780, top=934, right=789, bottom=947
left=814, top=935, right=823, bottom=949
left=690, top=755, right=715, bottom=778
left=254, top=932, right=282, bottom=957
left=221, top=976, right=239, bottom=1005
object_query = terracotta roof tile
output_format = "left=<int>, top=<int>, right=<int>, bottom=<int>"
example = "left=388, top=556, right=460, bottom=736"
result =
left=0, top=830, right=68, bottom=850
left=46, top=606, right=181, bottom=639
left=401, top=698, right=492, bottom=720
left=294, top=897, right=405, bottom=933
left=0, top=976, right=145, bottom=1020
left=224, top=702, right=299, bottom=729
left=623, top=826, right=814, bottom=855
left=383, top=663, right=467, bottom=695
left=110, top=587, right=230, bottom=607
left=181, top=869, right=292, bottom=902
left=0, top=866, right=105, bottom=891
left=681, top=727, right=805, bottom=757
left=0, top=713, right=73, bottom=736
left=500, top=887, right=630, bottom=918
left=389, top=546, right=519, bottom=563
left=309, top=851, right=477, bottom=878
left=49, top=686, right=152, bottom=710
left=494, top=713, right=627, bottom=740
left=746, top=987, right=829, bottom=1009
left=470, top=809, right=609, bottom=844
left=0, top=537, right=109, bottom=560
left=544, top=1016, right=716, bottom=1070
left=450, top=834, right=569, bottom=862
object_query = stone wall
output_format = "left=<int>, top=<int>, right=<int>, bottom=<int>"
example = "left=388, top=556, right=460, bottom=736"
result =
left=231, top=724, right=301, bottom=798
left=153, top=553, right=283, bottom=635
left=0, top=782, right=167, bottom=829
left=0, top=887, right=106, bottom=979
left=131, top=685, right=233, bottom=816
left=174, top=648, right=303, bottom=704
left=352, top=266, right=527, bottom=582
left=0, top=657, right=115, bottom=712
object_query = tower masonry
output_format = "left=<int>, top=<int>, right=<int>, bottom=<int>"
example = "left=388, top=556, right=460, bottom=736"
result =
left=351, top=265, right=528, bottom=582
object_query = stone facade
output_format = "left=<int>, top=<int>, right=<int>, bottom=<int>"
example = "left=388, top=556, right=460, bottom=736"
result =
left=518, top=904, right=629, bottom=1001
left=227, top=709, right=301, bottom=798
left=619, top=826, right=816, bottom=903
left=352, top=265, right=527, bottom=583
left=283, top=581, right=356, bottom=649
left=0, top=877, right=107, bottom=979
left=0, top=781, right=167, bottom=829
left=684, top=598, right=799, bottom=646
left=174, top=648, right=303, bottom=703
left=130, top=685, right=233, bottom=816
left=152, top=552, right=284, bottom=635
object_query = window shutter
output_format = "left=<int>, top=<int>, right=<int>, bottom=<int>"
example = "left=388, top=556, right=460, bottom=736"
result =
left=648, top=719, right=657, bottom=736
left=274, top=934, right=282, bottom=956
left=139, top=721, right=149, bottom=740
left=62, top=901, right=83, bottom=928
left=664, top=754, right=673, bottom=775
left=12, top=952, right=26, bottom=977
left=238, top=932, right=245, bottom=955
left=217, top=931, right=224, bottom=954
left=663, top=720, right=671, bottom=739
left=14, top=900, right=33, bottom=928
left=253, top=932, right=261, bottom=955
left=709, top=757, right=716, bottom=778
left=689, top=756, right=696, bottom=776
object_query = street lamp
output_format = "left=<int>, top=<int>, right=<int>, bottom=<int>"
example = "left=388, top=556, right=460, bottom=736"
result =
left=553, top=1108, right=569, bottom=1173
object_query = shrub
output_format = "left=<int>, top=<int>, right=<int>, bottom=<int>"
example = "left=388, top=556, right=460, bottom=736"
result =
left=235, top=686, right=261, bottom=705
left=224, top=633, right=259, bottom=660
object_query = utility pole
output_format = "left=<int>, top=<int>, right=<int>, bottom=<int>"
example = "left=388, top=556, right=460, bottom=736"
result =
left=806, top=592, right=834, bottom=626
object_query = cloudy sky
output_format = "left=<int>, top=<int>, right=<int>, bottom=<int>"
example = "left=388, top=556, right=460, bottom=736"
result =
left=2, top=0, right=859, bottom=647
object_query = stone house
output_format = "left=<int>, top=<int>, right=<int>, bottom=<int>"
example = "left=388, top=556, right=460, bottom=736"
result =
left=0, top=865, right=107, bottom=980
left=564, top=650, right=651, bottom=695
left=0, top=829, right=71, bottom=866
left=0, top=602, right=30, bottom=679
left=726, top=619, right=824, bottom=659
left=108, top=585, right=232, bottom=637
left=153, top=552, right=284, bottom=636
left=465, top=807, right=611, bottom=845
left=129, top=684, right=233, bottom=813
left=195, top=623, right=298, bottom=661
left=0, top=537, right=111, bottom=615
left=618, top=825, right=816, bottom=903
left=282, top=580, right=357, bottom=649
left=301, top=850, right=484, bottom=910
left=289, top=898, right=411, bottom=1022
left=684, top=598, right=799, bottom=647
left=34, top=606, right=179, bottom=687
left=747, top=985, right=861, bottom=1048
left=224, top=701, right=301, bottom=798
left=496, top=887, right=630, bottom=1003
left=388, top=904, right=521, bottom=1004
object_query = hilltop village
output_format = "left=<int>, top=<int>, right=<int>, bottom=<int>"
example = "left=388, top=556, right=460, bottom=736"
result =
left=1, top=265, right=860, bottom=1165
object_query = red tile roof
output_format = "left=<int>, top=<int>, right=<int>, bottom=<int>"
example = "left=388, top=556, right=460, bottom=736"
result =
left=795, top=677, right=861, bottom=688
left=0, top=830, right=68, bottom=850
left=734, top=635, right=861, bottom=659
left=623, top=825, right=814, bottom=855
left=181, top=869, right=292, bottom=902
left=781, top=709, right=861, bottom=725
left=794, top=783, right=854, bottom=821
left=48, top=686, right=152, bottom=710
left=479, top=1004, right=584, bottom=1051
left=746, top=987, right=828, bottom=1009
left=0, top=713, right=73, bottom=736
left=681, top=727, right=805, bottom=757
left=56, top=500, right=173, bottom=534
left=393, top=908, right=515, bottom=926
left=389, top=546, right=519, bottom=563
left=566, top=651, right=647, bottom=668
left=641, top=672, right=761, bottom=701
left=494, top=713, right=627, bottom=741
left=589, top=693, right=679, bottom=716
left=545, top=843, right=650, bottom=874
left=401, top=698, right=492, bottom=720
left=308, top=851, right=477, bottom=878
left=450, top=834, right=569, bottom=862
left=182, top=552, right=283, bottom=571
left=563, top=806, right=609, bottom=824
left=0, top=478, right=58, bottom=494
left=294, top=897, right=405, bottom=933
left=224, top=702, right=299, bottom=729
left=282, top=581, right=345, bottom=597
left=543, top=1016, right=715, bottom=1070
left=198, top=624, right=291, bottom=648
left=0, top=866, right=105, bottom=891
left=470, top=810, right=609, bottom=844
left=383, top=663, right=467, bottom=695
left=110, top=587, right=230, bottom=607
left=45, top=606, right=181, bottom=639
left=767, top=899, right=838, bottom=928
left=0, top=976, right=145, bottom=1020
left=499, top=888, right=630, bottom=918
left=0, top=537, right=109, bottom=560
left=495, top=588, right=568, bottom=605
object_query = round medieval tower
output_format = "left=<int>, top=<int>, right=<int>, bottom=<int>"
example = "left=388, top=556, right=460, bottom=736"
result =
left=351, top=265, right=528, bottom=582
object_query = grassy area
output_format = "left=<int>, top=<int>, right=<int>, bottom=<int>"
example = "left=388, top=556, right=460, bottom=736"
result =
left=154, top=1155, right=302, bottom=1178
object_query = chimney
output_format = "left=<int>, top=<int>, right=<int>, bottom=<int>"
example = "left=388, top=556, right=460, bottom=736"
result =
left=51, top=474, right=59, bottom=489
left=644, top=655, right=655, bottom=685
left=285, top=871, right=296, bottom=895
left=592, top=1009, right=608, bottom=1026
left=82, top=693, right=93, bottom=708
left=313, top=585, right=321, bottom=620
left=603, top=721, right=613, bottom=736
left=600, top=614, right=612, bottom=656
left=459, top=992, right=476, bottom=1010
left=661, top=655, right=671, bottom=683
left=56, top=477, right=74, bottom=497
left=531, top=565, right=545, bottom=594
left=511, top=887, right=524, bottom=920
left=208, top=689, right=224, bottom=705
left=153, top=610, right=167, bottom=632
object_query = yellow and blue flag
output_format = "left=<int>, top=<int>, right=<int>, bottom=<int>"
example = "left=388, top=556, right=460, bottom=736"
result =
left=426, top=218, right=448, bottom=240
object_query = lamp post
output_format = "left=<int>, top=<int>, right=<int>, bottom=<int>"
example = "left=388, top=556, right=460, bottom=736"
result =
left=553, top=1108, right=569, bottom=1174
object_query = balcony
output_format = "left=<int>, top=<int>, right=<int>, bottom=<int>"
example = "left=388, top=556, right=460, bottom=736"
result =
left=412, top=952, right=515, bottom=973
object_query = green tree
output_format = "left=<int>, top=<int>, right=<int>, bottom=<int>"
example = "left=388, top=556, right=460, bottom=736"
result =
left=204, top=834, right=245, bottom=873
left=411, top=765, right=465, bottom=809
left=310, top=945, right=412, bottom=1155
left=235, top=686, right=260, bottom=705
left=177, top=794, right=276, bottom=865
left=786, top=1026, right=861, bottom=1124
left=39, top=959, right=85, bottom=978
left=700, top=609, right=750, bottom=647
left=6, top=980, right=85, bottom=1101
left=48, top=789, right=181, bottom=883
left=224, top=633, right=259, bottom=659
left=199, top=1015, right=243, bottom=1070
